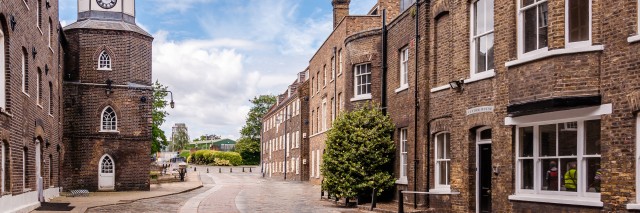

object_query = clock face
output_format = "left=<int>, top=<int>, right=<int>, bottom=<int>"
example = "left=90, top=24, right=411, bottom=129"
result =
left=96, top=0, right=117, bottom=9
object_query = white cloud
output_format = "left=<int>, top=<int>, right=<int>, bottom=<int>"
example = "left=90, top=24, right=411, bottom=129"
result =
left=350, top=0, right=378, bottom=15
left=153, top=31, right=266, bottom=140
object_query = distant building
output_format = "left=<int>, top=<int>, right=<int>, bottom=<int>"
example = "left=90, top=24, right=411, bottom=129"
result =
left=189, top=139, right=236, bottom=152
left=170, top=123, right=189, bottom=151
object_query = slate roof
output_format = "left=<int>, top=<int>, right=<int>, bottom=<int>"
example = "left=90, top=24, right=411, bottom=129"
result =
left=63, top=19, right=152, bottom=37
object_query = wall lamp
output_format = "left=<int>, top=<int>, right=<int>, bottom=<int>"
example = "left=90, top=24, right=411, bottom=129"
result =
left=449, top=79, right=464, bottom=92
left=105, top=79, right=113, bottom=96
left=159, top=90, right=175, bottom=109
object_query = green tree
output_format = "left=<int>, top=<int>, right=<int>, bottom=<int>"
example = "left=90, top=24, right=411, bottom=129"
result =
left=172, top=128, right=190, bottom=151
left=236, top=95, right=276, bottom=165
left=321, top=102, right=396, bottom=199
left=152, top=81, right=170, bottom=154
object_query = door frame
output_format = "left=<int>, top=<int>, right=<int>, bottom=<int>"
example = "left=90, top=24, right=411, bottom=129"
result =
left=475, top=127, right=492, bottom=213
left=99, top=154, right=115, bottom=190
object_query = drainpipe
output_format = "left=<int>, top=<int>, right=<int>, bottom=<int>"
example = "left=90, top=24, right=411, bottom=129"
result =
left=381, top=9, right=388, bottom=116
left=413, top=1, right=421, bottom=209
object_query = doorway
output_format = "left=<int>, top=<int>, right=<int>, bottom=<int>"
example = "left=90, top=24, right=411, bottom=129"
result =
left=476, top=128, right=492, bottom=213
left=99, top=155, right=115, bottom=190
left=35, top=139, right=43, bottom=202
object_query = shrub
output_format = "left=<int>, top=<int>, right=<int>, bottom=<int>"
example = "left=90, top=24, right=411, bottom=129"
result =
left=179, top=150, right=191, bottom=158
left=213, top=158, right=231, bottom=166
left=188, top=150, right=243, bottom=166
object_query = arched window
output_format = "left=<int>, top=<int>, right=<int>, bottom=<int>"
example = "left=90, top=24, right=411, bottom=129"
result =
left=101, top=106, right=117, bottom=132
left=98, top=51, right=111, bottom=70
left=22, top=48, right=28, bottom=94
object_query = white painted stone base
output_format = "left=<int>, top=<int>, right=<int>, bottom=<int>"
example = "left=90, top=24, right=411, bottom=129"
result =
left=0, top=188, right=60, bottom=213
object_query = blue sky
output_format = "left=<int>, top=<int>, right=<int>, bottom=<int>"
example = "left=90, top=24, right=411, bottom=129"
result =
left=60, top=0, right=377, bottom=140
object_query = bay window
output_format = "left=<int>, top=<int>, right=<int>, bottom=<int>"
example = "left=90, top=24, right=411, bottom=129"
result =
left=566, top=0, right=591, bottom=46
left=516, top=119, right=601, bottom=198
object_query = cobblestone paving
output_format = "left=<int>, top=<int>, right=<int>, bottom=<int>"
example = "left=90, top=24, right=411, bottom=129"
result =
left=88, top=166, right=356, bottom=213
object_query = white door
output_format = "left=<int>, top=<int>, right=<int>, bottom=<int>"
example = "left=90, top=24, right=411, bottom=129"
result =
left=99, top=155, right=115, bottom=190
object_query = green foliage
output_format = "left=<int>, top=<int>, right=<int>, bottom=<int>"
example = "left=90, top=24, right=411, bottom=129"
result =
left=172, top=128, right=190, bottom=151
left=321, top=102, right=396, bottom=199
left=188, top=150, right=243, bottom=166
left=237, top=95, right=276, bottom=165
left=212, top=158, right=231, bottom=166
left=151, top=81, right=170, bottom=154
left=179, top=150, right=191, bottom=158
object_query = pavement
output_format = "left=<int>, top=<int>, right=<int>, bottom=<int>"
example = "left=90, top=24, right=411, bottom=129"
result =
left=32, top=170, right=203, bottom=213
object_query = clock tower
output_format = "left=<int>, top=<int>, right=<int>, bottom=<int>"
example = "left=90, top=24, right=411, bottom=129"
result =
left=62, top=0, right=153, bottom=191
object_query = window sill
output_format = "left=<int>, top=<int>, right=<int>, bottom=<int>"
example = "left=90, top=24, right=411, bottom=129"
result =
left=350, top=94, right=371, bottom=102
left=466, top=70, right=495, bottom=84
left=430, top=85, right=450, bottom=93
left=428, top=188, right=453, bottom=194
left=627, top=203, right=640, bottom=210
left=49, top=46, right=54, bottom=53
left=37, top=27, right=43, bottom=35
left=506, top=45, right=604, bottom=68
left=508, top=194, right=603, bottom=207
left=628, top=35, right=640, bottom=43
left=23, top=0, right=30, bottom=10
left=23, top=91, right=30, bottom=97
left=395, top=178, right=408, bottom=185
left=97, top=68, right=112, bottom=71
left=99, top=130, right=120, bottom=133
left=37, top=104, right=43, bottom=109
left=395, top=85, right=409, bottom=93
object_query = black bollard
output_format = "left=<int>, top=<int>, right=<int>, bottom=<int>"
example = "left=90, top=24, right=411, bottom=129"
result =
left=207, top=168, right=209, bottom=173
left=345, top=198, right=349, bottom=207
left=194, top=167, right=197, bottom=172
left=230, top=168, right=232, bottom=173
left=219, top=168, right=221, bottom=173
left=398, top=190, right=404, bottom=213
left=249, top=167, right=252, bottom=172
left=371, top=188, right=377, bottom=210
left=243, top=167, right=245, bottom=172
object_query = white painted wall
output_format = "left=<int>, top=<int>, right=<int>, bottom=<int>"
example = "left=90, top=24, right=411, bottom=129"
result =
left=0, top=188, right=59, bottom=213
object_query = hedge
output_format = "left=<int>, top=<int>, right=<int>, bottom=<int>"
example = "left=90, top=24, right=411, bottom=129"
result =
left=188, top=150, right=242, bottom=166
left=179, top=150, right=191, bottom=158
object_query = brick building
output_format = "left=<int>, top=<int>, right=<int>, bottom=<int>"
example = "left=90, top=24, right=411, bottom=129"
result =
left=262, top=70, right=309, bottom=181
left=61, top=0, right=152, bottom=193
left=0, top=0, right=65, bottom=211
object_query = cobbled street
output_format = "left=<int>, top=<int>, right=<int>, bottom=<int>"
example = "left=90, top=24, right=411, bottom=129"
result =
left=88, top=166, right=357, bottom=213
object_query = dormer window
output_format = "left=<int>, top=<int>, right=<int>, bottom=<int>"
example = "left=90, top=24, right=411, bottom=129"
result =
left=98, top=51, right=112, bottom=70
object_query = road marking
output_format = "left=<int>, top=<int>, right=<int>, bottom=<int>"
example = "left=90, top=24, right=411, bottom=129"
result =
left=179, top=184, right=221, bottom=213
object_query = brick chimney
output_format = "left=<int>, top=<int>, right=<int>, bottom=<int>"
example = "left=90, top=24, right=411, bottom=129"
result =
left=332, top=0, right=350, bottom=28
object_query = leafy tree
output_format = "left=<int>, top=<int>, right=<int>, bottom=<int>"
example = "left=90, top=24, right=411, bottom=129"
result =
left=172, top=128, right=190, bottom=151
left=321, top=102, right=396, bottom=199
left=152, top=81, right=170, bottom=154
left=236, top=95, right=276, bottom=165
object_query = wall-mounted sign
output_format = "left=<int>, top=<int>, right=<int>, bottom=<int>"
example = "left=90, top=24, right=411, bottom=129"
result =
left=466, top=106, right=495, bottom=116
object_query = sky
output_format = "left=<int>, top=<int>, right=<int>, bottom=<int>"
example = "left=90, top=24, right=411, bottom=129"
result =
left=59, top=0, right=377, bottom=141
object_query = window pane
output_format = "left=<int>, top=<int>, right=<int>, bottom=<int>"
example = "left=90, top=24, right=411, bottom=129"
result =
left=558, top=123, right=578, bottom=156
left=476, top=36, right=487, bottom=73
left=437, top=134, right=445, bottom=159
left=585, top=120, right=601, bottom=155
left=486, top=0, right=494, bottom=31
left=440, top=161, right=449, bottom=185
left=586, top=157, right=601, bottom=193
left=480, top=129, right=491, bottom=140
left=539, top=124, right=556, bottom=157
left=475, top=0, right=485, bottom=35
left=538, top=3, right=549, bottom=48
left=560, top=159, right=578, bottom=192
left=487, top=33, right=494, bottom=70
left=523, top=7, right=538, bottom=53
left=568, top=0, right=589, bottom=42
left=445, top=134, right=451, bottom=159
left=521, top=159, right=534, bottom=189
left=519, top=127, right=534, bottom=157
left=522, top=0, right=535, bottom=7
left=542, top=159, right=560, bottom=191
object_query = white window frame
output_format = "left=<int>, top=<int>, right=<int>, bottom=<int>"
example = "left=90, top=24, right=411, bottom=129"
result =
left=351, top=63, right=372, bottom=101
left=100, top=106, right=118, bottom=132
left=632, top=115, right=640, bottom=209
left=1, top=142, right=4, bottom=193
left=338, top=49, right=343, bottom=75
left=22, top=51, right=28, bottom=95
left=98, top=51, right=112, bottom=71
left=311, top=151, right=315, bottom=178
left=322, top=98, right=327, bottom=131
left=36, top=69, right=41, bottom=106
left=434, top=132, right=451, bottom=190
left=517, top=0, right=549, bottom=58
left=0, top=25, right=6, bottom=111
left=631, top=0, right=640, bottom=43
left=296, top=158, right=300, bottom=175
left=470, top=0, right=496, bottom=79
left=564, top=0, right=592, bottom=48
left=510, top=116, right=604, bottom=207
left=397, top=128, right=408, bottom=184
left=396, top=48, right=409, bottom=93
left=316, top=150, right=321, bottom=178
left=331, top=57, right=335, bottom=81
left=323, top=65, right=327, bottom=87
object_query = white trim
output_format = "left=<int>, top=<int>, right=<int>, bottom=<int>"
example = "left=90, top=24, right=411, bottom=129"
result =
left=0, top=25, right=5, bottom=110
left=350, top=94, right=371, bottom=102
left=395, top=85, right=409, bottom=93
left=475, top=126, right=492, bottom=213
left=430, top=85, right=450, bottom=93
left=100, top=106, right=118, bottom=132
left=1, top=142, right=4, bottom=194
left=395, top=178, right=408, bottom=185
left=628, top=35, right=640, bottom=43
left=470, top=0, right=495, bottom=77
left=465, top=70, right=495, bottom=84
left=399, top=128, right=408, bottom=182
left=628, top=204, right=640, bottom=210
left=509, top=194, right=603, bottom=207
left=400, top=48, right=409, bottom=88
left=517, top=0, right=549, bottom=59
left=506, top=45, right=604, bottom=67
left=635, top=115, right=640, bottom=204
left=505, top=104, right=612, bottom=126
left=434, top=132, right=451, bottom=190
left=564, top=0, right=593, bottom=49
